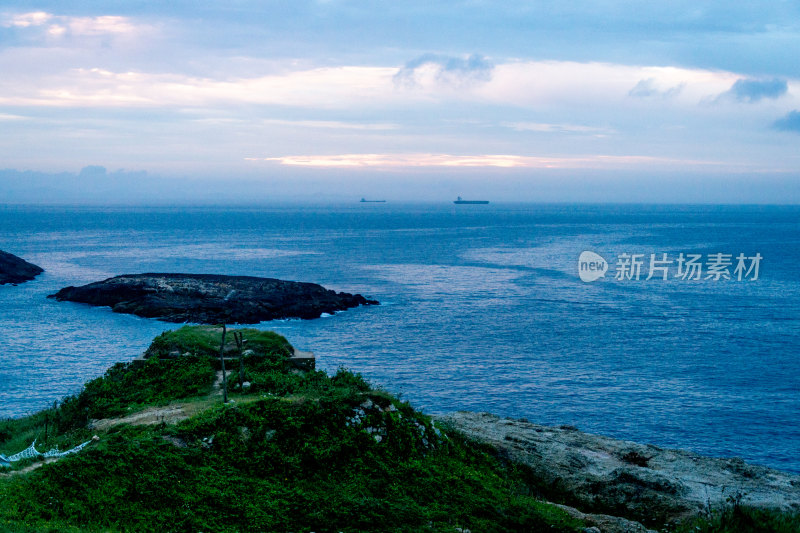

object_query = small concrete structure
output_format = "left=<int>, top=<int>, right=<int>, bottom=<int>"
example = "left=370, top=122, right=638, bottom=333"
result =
left=289, top=349, right=315, bottom=371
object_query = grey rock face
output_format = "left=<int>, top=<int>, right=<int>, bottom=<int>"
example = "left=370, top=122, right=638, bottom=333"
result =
left=49, top=273, right=378, bottom=323
left=436, top=411, right=800, bottom=528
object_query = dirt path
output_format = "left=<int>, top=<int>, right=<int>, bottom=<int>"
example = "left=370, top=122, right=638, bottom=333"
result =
left=4, top=372, right=244, bottom=477
left=2, top=406, right=195, bottom=475
left=89, top=404, right=193, bottom=431
left=0, top=458, right=59, bottom=477
left=88, top=371, right=240, bottom=432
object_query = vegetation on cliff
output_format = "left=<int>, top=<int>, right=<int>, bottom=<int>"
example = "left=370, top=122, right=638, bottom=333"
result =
left=0, top=326, right=584, bottom=532
left=1, top=326, right=797, bottom=532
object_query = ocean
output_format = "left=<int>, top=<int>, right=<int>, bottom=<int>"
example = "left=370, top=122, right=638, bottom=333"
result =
left=1, top=203, right=798, bottom=473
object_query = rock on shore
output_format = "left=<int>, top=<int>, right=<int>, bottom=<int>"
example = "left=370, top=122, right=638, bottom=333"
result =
left=0, top=250, right=43, bottom=285
left=436, top=411, right=800, bottom=530
left=48, top=273, right=378, bottom=323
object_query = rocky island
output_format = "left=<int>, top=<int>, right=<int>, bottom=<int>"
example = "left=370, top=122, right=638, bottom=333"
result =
left=0, top=250, right=43, bottom=285
left=48, top=273, right=378, bottom=323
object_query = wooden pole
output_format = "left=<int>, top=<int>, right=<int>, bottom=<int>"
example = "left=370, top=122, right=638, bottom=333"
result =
left=219, top=324, right=228, bottom=403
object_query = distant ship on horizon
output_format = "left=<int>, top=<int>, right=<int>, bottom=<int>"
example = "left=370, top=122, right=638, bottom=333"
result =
left=360, top=198, right=387, bottom=203
left=453, top=196, right=489, bottom=205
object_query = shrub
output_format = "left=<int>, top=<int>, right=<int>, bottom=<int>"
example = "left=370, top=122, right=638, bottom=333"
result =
left=57, top=355, right=216, bottom=428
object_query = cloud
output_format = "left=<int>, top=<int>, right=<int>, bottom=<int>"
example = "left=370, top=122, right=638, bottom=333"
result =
left=0, top=113, right=27, bottom=121
left=773, top=110, right=800, bottom=132
left=628, top=78, right=685, bottom=99
left=503, top=122, right=613, bottom=135
left=0, top=66, right=397, bottom=108
left=247, top=153, right=709, bottom=169
left=0, top=56, right=745, bottom=113
left=475, top=61, right=733, bottom=108
left=394, top=53, right=493, bottom=89
left=722, top=77, right=788, bottom=102
left=252, top=154, right=526, bottom=168
left=1, top=11, right=147, bottom=40
left=259, top=119, right=399, bottom=130
left=2, top=11, right=52, bottom=27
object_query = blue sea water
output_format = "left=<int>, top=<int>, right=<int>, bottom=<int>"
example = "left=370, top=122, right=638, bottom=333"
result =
left=1, top=203, right=798, bottom=473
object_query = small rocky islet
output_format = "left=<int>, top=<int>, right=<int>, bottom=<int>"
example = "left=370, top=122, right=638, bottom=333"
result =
left=48, top=272, right=378, bottom=323
left=0, top=249, right=43, bottom=285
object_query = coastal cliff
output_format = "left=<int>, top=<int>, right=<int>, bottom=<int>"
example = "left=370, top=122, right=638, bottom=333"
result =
left=1, top=327, right=798, bottom=532
left=0, top=327, right=587, bottom=532
left=0, top=250, right=43, bottom=285
left=48, top=273, right=378, bottom=323
left=436, top=411, right=800, bottom=531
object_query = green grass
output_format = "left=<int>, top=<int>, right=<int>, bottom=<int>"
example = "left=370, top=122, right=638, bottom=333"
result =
left=47, top=326, right=292, bottom=431
left=62, top=355, right=217, bottom=422
left=144, top=325, right=292, bottom=360
left=0, top=326, right=586, bottom=533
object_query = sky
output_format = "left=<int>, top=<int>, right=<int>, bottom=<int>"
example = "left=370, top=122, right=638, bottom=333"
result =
left=1, top=1, right=800, bottom=203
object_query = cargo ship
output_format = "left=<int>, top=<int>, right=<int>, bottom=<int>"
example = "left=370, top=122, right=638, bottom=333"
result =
left=453, top=196, right=489, bottom=204
left=360, top=198, right=387, bottom=203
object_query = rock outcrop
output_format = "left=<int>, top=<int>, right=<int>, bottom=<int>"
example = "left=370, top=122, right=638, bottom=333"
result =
left=436, top=411, right=800, bottom=530
left=0, top=250, right=43, bottom=285
left=49, top=273, right=378, bottom=323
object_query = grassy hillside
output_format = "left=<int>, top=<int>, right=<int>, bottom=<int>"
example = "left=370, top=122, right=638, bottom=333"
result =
left=0, top=326, right=585, bottom=533
left=2, top=326, right=796, bottom=532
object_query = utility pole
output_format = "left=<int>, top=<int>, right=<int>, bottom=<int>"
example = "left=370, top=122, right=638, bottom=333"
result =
left=219, top=324, right=228, bottom=403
